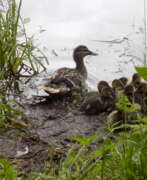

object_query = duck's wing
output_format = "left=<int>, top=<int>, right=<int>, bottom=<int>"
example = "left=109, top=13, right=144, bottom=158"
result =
left=43, top=68, right=85, bottom=95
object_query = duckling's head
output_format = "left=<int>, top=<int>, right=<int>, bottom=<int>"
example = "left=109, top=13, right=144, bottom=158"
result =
left=101, top=86, right=115, bottom=99
left=132, top=73, right=141, bottom=88
left=137, top=82, right=147, bottom=93
left=73, top=45, right=97, bottom=60
left=119, top=77, right=128, bottom=87
left=112, top=79, right=123, bottom=91
left=124, top=84, right=134, bottom=96
left=97, top=81, right=110, bottom=93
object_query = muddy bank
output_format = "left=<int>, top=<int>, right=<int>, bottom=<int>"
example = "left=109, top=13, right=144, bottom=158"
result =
left=24, top=98, right=106, bottom=143
left=0, top=96, right=107, bottom=173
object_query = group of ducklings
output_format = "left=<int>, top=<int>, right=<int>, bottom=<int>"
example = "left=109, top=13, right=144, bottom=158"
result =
left=81, top=73, right=147, bottom=119
left=40, top=45, right=147, bottom=124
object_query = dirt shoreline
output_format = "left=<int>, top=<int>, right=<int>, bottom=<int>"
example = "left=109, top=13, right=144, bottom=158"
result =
left=0, top=97, right=107, bottom=173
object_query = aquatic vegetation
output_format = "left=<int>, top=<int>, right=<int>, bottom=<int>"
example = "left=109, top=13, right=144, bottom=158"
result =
left=0, top=0, right=48, bottom=95
left=0, top=0, right=48, bottom=128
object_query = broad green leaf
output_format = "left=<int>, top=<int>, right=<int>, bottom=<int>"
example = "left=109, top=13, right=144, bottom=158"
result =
left=135, top=66, right=147, bottom=81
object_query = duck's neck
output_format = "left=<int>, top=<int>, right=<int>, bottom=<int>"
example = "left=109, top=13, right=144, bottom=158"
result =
left=74, top=56, right=87, bottom=79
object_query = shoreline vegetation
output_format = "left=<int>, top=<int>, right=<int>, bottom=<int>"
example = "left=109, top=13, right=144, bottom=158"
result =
left=0, top=0, right=147, bottom=180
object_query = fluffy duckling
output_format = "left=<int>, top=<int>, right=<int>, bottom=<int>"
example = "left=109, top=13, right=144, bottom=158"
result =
left=131, top=73, right=141, bottom=89
left=100, top=86, right=116, bottom=112
left=112, top=79, right=124, bottom=91
left=134, top=82, right=147, bottom=113
left=119, top=77, right=128, bottom=87
left=80, top=91, right=102, bottom=115
left=124, top=84, right=135, bottom=103
left=81, top=85, right=115, bottom=115
left=97, top=81, right=110, bottom=93
left=43, top=45, right=97, bottom=96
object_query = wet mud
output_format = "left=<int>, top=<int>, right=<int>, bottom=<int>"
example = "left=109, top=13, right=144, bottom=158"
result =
left=0, top=96, right=107, bottom=174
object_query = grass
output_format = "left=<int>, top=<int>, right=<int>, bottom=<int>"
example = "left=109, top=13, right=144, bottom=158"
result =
left=0, top=0, right=48, bottom=128
left=15, top=116, right=145, bottom=180
left=0, top=0, right=48, bottom=95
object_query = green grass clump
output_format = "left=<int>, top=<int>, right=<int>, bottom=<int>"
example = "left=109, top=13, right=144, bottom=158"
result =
left=29, top=119, right=147, bottom=180
left=0, top=158, right=17, bottom=180
left=0, top=0, right=48, bottom=128
left=0, top=0, right=48, bottom=95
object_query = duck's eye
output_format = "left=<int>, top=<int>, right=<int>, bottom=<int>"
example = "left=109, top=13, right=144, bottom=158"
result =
left=81, top=46, right=88, bottom=51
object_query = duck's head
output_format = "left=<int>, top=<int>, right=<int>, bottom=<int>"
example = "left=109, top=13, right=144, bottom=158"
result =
left=112, top=79, right=123, bottom=91
left=132, top=73, right=141, bottom=88
left=119, top=77, right=128, bottom=87
left=101, top=86, right=115, bottom=99
left=124, top=84, right=134, bottom=96
left=73, top=45, right=97, bottom=60
left=137, top=82, right=147, bottom=94
left=97, top=81, right=110, bottom=93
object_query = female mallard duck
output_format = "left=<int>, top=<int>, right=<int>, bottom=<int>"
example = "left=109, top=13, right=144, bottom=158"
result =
left=43, top=45, right=97, bottom=96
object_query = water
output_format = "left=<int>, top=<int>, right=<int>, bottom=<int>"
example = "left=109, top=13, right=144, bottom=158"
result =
left=19, top=0, right=145, bottom=95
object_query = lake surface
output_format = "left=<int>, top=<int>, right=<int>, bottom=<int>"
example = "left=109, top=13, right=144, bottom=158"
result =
left=20, top=0, right=146, bottom=94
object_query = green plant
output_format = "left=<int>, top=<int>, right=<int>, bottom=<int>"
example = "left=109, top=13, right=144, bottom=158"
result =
left=0, top=0, right=48, bottom=95
left=0, top=158, right=17, bottom=180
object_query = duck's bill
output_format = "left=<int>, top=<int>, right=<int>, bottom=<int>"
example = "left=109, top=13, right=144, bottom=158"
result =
left=88, top=50, right=98, bottom=56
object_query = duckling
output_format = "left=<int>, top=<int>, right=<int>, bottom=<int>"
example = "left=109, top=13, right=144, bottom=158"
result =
left=80, top=85, right=115, bottom=115
left=97, top=81, right=110, bottom=93
left=112, top=79, right=124, bottom=91
left=80, top=91, right=102, bottom=115
left=134, top=82, right=147, bottom=112
left=100, top=86, right=116, bottom=112
left=43, top=45, right=97, bottom=96
left=131, top=73, right=141, bottom=89
left=119, top=77, right=128, bottom=87
left=124, top=84, right=135, bottom=103
left=112, top=79, right=125, bottom=102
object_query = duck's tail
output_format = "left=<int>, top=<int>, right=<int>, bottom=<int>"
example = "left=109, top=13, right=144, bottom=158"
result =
left=42, top=86, right=71, bottom=95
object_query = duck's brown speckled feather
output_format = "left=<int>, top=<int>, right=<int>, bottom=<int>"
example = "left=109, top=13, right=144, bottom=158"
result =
left=42, top=45, right=97, bottom=95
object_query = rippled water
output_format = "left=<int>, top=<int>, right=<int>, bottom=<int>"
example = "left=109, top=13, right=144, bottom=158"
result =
left=20, top=0, right=145, bottom=96
left=23, top=35, right=143, bottom=97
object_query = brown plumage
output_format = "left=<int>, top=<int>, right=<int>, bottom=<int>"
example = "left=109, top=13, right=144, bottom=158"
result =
left=97, top=81, right=110, bottom=93
left=131, top=73, right=141, bottom=89
left=134, top=82, right=147, bottom=113
left=119, top=77, right=128, bottom=87
left=43, top=45, right=97, bottom=96
left=80, top=91, right=102, bottom=114
left=124, top=84, right=135, bottom=103
left=80, top=83, right=115, bottom=115
left=112, top=79, right=124, bottom=91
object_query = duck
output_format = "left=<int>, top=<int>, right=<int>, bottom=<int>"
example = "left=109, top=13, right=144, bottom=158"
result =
left=124, top=84, right=135, bottom=103
left=112, top=79, right=124, bottom=91
left=80, top=83, right=115, bottom=115
left=97, top=81, right=110, bottom=93
left=134, top=82, right=147, bottom=113
left=43, top=45, right=97, bottom=96
left=80, top=91, right=102, bottom=115
left=131, top=73, right=141, bottom=89
left=100, top=86, right=116, bottom=112
left=119, top=77, right=128, bottom=87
